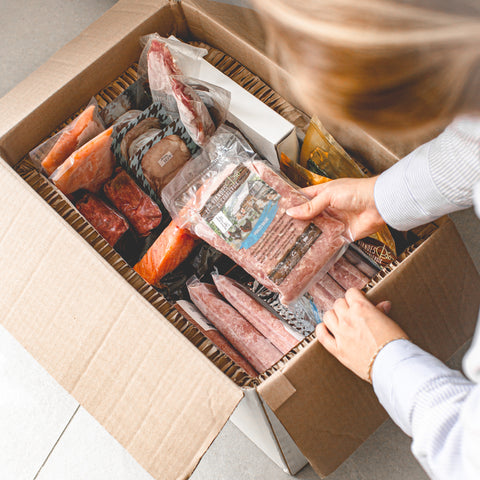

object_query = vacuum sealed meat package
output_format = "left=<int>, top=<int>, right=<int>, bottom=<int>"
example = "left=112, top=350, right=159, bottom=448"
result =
left=175, top=300, right=257, bottom=377
left=75, top=193, right=129, bottom=247
left=139, top=34, right=230, bottom=146
left=30, top=101, right=104, bottom=176
left=104, top=168, right=162, bottom=237
left=187, top=278, right=283, bottom=373
left=212, top=272, right=302, bottom=354
left=50, top=127, right=115, bottom=195
left=162, top=127, right=350, bottom=304
left=134, top=220, right=199, bottom=286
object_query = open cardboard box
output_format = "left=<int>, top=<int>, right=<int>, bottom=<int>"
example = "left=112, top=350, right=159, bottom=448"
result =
left=0, top=1, right=479, bottom=478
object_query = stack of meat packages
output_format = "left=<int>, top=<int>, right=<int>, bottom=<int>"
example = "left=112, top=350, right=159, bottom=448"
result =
left=32, top=35, right=383, bottom=380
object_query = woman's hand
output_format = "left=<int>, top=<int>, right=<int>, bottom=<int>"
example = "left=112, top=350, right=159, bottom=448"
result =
left=316, top=288, right=408, bottom=382
left=286, top=176, right=385, bottom=241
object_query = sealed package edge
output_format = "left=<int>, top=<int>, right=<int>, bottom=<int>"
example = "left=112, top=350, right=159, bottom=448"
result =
left=162, top=127, right=350, bottom=304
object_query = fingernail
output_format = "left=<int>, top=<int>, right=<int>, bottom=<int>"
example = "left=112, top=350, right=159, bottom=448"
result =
left=286, top=207, right=296, bottom=216
left=383, top=301, right=392, bottom=314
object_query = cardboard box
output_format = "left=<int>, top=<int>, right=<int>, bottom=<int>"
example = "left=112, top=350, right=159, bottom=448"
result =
left=0, top=1, right=479, bottom=478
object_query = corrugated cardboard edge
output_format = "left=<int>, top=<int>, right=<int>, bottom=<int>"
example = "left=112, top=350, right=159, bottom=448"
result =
left=0, top=156, right=244, bottom=480
left=258, top=218, right=480, bottom=477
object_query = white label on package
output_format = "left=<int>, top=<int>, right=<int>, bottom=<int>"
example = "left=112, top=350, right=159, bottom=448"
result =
left=157, top=151, right=173, bottom=168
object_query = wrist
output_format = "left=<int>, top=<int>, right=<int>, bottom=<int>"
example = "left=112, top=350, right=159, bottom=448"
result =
left=367, top=335, right=409, bottom=383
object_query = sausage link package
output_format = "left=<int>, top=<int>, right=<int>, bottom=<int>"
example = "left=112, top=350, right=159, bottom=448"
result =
left=162, top=127, right=351, bottom=305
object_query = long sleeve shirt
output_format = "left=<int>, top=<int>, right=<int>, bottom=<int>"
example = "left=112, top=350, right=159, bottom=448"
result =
left=371, top=115, right=480, bottom=480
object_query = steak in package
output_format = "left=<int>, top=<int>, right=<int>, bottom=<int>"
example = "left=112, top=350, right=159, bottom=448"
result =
left=162, top=128, right=350, bottom=304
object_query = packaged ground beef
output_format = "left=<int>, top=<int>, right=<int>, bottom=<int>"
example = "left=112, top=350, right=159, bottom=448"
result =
left=162, top=127, right=350, bottom=304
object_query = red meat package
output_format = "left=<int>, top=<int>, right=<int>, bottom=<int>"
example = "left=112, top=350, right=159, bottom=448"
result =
left=139, top=34, right=230, bottom=146
left=162, top=127, right=350, bottom=304
left=104, top=168, right=162, bottom=237
left=76, top=193, right=129, bottom=246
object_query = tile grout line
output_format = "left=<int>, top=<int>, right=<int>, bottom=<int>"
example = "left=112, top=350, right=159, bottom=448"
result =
left=32, top=404, right=81, bottom=480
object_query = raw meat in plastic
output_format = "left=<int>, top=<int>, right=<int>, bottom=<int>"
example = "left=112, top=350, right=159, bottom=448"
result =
left=50, top=127, right=115, bottom=195
left=76, top=193, right=129, bottom=246
left=104, top=168, right=162, bottom=236
left=187, top=278, right=283, bottom=373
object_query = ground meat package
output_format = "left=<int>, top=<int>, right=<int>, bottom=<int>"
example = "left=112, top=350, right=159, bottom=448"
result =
left=162, top=127, right=351, bottom=305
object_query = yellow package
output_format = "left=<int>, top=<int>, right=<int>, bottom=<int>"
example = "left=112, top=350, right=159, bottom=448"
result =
left=300, top=116, right=366, bottom=179
left=280, top=153, right=331, bottom=188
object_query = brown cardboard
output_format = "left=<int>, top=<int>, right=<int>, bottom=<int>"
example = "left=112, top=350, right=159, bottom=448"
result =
left=0, top=157, right=243, bottom=480
left=258, top=218, right=480, bottom=477
left=0, top=1, right=479, bottom=479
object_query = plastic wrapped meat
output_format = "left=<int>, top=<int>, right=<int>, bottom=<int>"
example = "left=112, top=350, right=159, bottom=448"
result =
left=167, top=159, right=347, bottom=304
left=308, top=274, right=345, bottom=312
left=187, top=279, right=283, bottom=373
left=134, top=221, right=198, bottom=286
left=328, top=256, right=370, bottom=290
left=120, top=117, right=161, bottom=160
left=50, top=127, right=115, bottom=194
left=41, top=105, right=104, bottom=176
left=212, top=273, right=301, bottom=355
left=104, top=169, right=162, bottom=236
left=75, top=193, right=129, bottom=246
left=175, top=300, right=257, bottom=377
left=147, top=39, right=214, bottom=146
left=141, top=135, right=191, bottom=196
left=343, top=247, right=380, bottom=278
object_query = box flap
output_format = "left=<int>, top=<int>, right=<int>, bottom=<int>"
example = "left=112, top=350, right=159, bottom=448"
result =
left=258, top=218, right=480, bottom=477
left=0, top=159, right=243, bottom=480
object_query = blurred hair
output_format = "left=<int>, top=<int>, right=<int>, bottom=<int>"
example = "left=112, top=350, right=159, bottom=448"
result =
left=252, top=0, right=480, bottom=133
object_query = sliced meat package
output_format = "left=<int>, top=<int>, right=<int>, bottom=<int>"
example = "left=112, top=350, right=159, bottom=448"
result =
left=212, top=273, right=301, bottom=355
left=104, top=168, right=162, bottom=236
left=139, top=34, right=230, bottom=147
left=76, top=193, right=129, bottom=247
left=162, top=127, right=350, bottom=305
left=187, top=278, right=283, bottom=373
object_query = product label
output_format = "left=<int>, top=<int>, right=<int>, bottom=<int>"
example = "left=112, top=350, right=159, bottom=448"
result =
left=157, top=151, right=173, bottom=168
left=267, top=223, right=321, bottom=285
left=176, top=300, right=217, bottom=332
left=200, top=165, right=281, bottom=251
left=201, top=165, right=323, bottom=285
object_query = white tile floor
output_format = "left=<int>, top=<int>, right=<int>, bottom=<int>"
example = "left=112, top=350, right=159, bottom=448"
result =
left=1, top=1, right=479, bottom=479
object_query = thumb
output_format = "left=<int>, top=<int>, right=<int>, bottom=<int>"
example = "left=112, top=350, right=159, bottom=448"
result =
left=376, top=300, right=392, bottom=315
left=286, top=191, right=331, bottom=220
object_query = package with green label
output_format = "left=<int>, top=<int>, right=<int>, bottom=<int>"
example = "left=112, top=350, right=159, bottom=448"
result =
left=162, top=127, right=350, bottom=305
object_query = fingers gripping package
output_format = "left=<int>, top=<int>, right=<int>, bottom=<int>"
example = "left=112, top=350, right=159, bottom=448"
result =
left=162, top=127, right=351, bottom=305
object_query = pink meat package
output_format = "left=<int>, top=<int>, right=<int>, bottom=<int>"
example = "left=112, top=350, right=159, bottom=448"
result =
left=162, top=127, right=351, bottom=304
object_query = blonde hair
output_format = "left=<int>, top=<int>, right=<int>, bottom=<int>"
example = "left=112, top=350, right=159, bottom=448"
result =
left=252, top=0, right=480, bottom=133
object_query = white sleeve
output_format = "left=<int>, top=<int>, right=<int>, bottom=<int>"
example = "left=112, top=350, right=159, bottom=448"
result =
left=371, top=339, right=480, bottom=480
left=374, top=116, right=480, bottom=231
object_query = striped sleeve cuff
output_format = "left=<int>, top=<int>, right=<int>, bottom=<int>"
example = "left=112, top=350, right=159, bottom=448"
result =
left=374, top=143, right=459, bottom=231
left=371, top=339, right=465, bottom=436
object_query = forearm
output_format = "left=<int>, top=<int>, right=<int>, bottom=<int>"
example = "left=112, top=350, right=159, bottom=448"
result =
left=374, top=116, right=480, bottom=230
left=372, top=340, right=479, bottom=480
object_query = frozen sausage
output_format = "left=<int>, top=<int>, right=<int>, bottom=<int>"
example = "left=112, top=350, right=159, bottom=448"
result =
left=187, top=279, right=283, bottom=373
